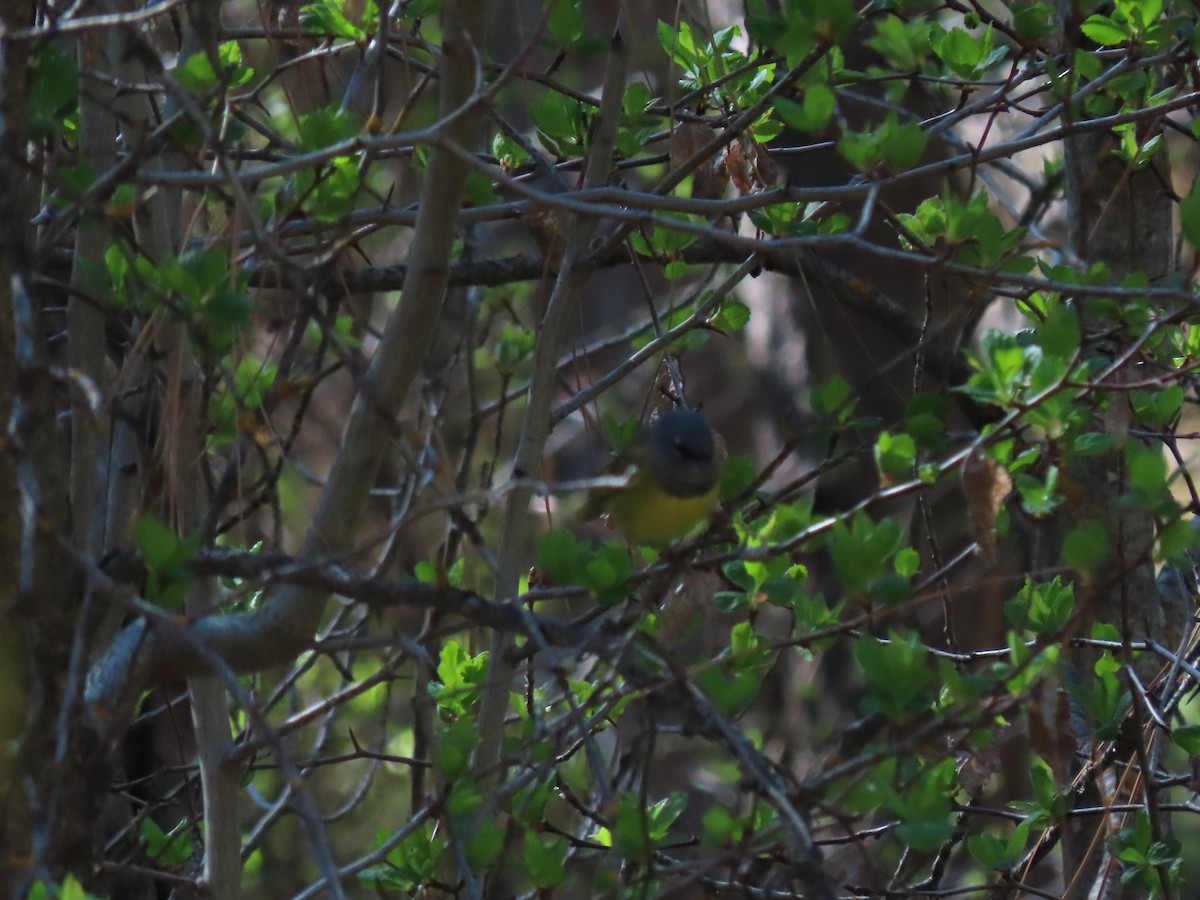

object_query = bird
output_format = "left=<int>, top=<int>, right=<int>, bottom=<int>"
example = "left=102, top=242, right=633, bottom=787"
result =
left=580, top=408, right=724, bottom=543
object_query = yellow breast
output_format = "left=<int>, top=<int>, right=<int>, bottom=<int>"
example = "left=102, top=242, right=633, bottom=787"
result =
left=604, top=473, right=719, bottom=543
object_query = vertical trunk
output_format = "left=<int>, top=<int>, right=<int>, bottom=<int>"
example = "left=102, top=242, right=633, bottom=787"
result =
left=1051, top=16, right=1175, bottom=894
left=0, top=1, right=110, bottom=891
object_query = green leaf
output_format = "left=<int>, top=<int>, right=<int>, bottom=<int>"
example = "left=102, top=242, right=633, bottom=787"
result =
left=866, top=14, right=928, bottom=69
left=747, top=13, right=811, bottom=59
left=590, top=546, right=632, bottom=596
left=744, top=0, right=849, bottom=63
left=464, top=168, right=498, bottom=206
left=1062, top=521, right=1108, bottom=570
left=1005, top=576, right=1075, bottom=634
left=140, top=817, right=194, bottom=867
left=854, top=630, right=935, bottom=719
left=1038, top=304, right=1080, bottom=358
left=1068, top=652, right=1131, bottom=740
left=1126, top=441, right=1172, bottom=512
left=494, top=323, right=536, bottom=375
left=133, top=514, right=199, bottom=610
left=175, top=45, right=253, bottom=93
left=808, top=0, right=857, bottom=46
left=54, top=164, right=96, bottom=209
left=967, top=833, right=1010, bottom=870
left=294, top=154, right=361, bottom=221
left=1176, top=180, right=1200, bottom=250
left=1146, top=837, right=1181, bottom=867
left=748, top=201, right=811, bottom=236
left=297, top=105, right=359, bottom=150
left=434, top=719, right=478, bottom=779
left=789, top=588, right=841, bottom=631
left=300, top=0, right=366, bottom=40
left=697, top=623, right=770, bottom=712
left=535, top=529, right=584, bottom=583
left=466, top=822, right=505, bottom=869
left=623, top=82, right=654, bottom=118
left=930, top=23, right=1005, bottom=78
left=762, top=574, right=800, bottom=608
left=774, top=84, right=835, bottom=133
left=905, top=393, right=950, bottom=450
left=429, top=642, right=489, bottom=718
left=895, top=819, right=955, bottom=852
left=531, top=92, right=589, bottom=158
left=545, top=0, right=584, bottom=47
left=627, top=213, right=700, bottom=259
left=702, top=805, right=747, bottom=844
left=1011, top=2, right=1056, bottom=39
left=762, top=500, right=814, bottom=541
left=812, top=376, right=853, bottom=418
left=29, top=44, right=79, bottom=140
left=1158, top=517, right=1200, bottom=563
left=710, top=300, right=751, bottom=332
left=1132, top=384, right=1183, bottom=429
left=203, top=290, right=252, bottom=331
left=657, top=19, right=705, bottom=73
left=875, top=431, right=916, bottom=484
left=524, top=831, right=568, bottom=887
left=837, top=113, right=927, bottom=173
left=56, top=877, right=93, bottom=900
left=1170, top=724, right=1200, bottom=755
left=1072, top=431, right=1115, bottom=455
left=716, top=455, right=756, bottom=504
left=723, top=560, right=759, bottom=593
left=613, top=790, right=687, bottom=861
left=360, top=823, right=443, bottom=891
left=1015, top=466, right=1062, bottom=518
left=887, top=757, right=956, bottom=851
left=1028, top=757, right=1056, bottom=809
left=712, top=590, right=749, bottom=612
left=802, top=84, right=835, bottom=131
left=1023, top=758, right=1076, bottom=819
left=967, top=820, right=1030, bottom=870
left=729, top=621, right=769, bottom=667
left=1080, top=14, right=1129, bottom=45
left=492, top=132, right=531, bottom=170
left=830, top=514, right=904, bottom=595
left=894, top=547, right=920, bottom=578
left=399, top=0, right=440, bottom=19
left=220, top=42, right=255, bottom=87
left=134, top=514, right=183, bottom=570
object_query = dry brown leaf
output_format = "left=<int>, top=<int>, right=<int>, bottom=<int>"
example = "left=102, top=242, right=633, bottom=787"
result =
left=962, top=447, right=1012, bottom=558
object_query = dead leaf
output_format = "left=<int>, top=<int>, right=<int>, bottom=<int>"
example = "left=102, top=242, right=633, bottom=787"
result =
left=962, top=447, right=1012, bottom=558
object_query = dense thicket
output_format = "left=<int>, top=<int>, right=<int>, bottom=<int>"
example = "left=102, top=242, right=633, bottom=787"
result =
left=3, top=1, right=1200, bottom=898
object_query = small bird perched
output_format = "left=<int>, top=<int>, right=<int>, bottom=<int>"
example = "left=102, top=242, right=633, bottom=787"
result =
left=1155, top=517, right=1200, bottom=652
left=580, top=408, right=724, bottom=543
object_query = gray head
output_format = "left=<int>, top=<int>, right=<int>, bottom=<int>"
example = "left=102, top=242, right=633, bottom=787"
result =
left=643, top=409, right=720, bottom=498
